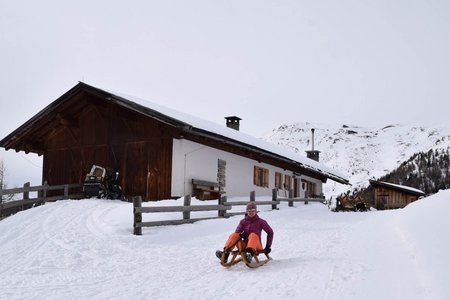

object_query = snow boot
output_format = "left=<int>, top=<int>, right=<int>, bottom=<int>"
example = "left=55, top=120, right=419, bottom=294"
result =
left=245, top=249, right=254, bottom=263
left=215, top=250, right=230, bottom=263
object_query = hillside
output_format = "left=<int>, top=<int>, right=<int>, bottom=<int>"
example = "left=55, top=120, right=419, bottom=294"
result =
left=378, top=147, right=450, bottom=194
left=263, top=122, right=450, bottom=196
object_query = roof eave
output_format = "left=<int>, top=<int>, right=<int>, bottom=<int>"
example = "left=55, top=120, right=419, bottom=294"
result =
left=369, top=180, right=425, bottom=196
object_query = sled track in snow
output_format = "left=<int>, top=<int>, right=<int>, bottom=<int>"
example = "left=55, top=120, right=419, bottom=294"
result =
left=0, top=200, right=136, bottom=298
left=0, top=203, right=59, bottom=278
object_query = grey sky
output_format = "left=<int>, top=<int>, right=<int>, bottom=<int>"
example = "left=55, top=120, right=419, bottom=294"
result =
left=1, top=0, right=450, bottom=185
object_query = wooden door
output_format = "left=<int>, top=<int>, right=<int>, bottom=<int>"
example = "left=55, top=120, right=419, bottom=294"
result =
left=124, top=142, right=147, bottom=197
left=124, top=141, right=170, bottom=200
left=146, top=143, right=162, bottom=200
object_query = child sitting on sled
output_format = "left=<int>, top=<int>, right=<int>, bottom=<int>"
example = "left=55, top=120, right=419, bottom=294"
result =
left=216, top=202, right=273, bottom=263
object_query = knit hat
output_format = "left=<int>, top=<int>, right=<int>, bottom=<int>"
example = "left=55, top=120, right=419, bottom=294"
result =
left=246, top=202, right=257, bottom=211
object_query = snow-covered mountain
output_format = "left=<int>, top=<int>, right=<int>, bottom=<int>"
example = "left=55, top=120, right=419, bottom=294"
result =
left=263, top=122, right=450, bottom=196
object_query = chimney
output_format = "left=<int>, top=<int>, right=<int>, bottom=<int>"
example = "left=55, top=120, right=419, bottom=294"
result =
left=225, top=116, right=242, bottom=131
left=305, top=128, right=320, bottom=162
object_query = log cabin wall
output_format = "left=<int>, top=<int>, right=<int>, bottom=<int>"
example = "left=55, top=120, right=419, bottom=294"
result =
left=374, top=187, right=417, bottom=209
left=42, top=91, right=176, bottom=200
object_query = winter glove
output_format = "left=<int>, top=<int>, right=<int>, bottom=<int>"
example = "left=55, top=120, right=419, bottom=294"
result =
left=264, top=247, right=271, bottom=254
left=239, top=231, right=247, bottom=239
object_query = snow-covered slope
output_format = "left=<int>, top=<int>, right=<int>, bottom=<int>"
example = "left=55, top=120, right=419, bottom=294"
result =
left=0, top=192, right=449, bottom=299
left=263, top=122, right=450, bottom=196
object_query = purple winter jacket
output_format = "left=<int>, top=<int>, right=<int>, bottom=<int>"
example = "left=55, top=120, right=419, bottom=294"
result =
left=235, top=214, right=274, bottom=248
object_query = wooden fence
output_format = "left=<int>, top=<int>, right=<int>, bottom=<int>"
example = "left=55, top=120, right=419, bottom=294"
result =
left=276, top=189, right=327, bottom=206
left=133, top=189, right=325, bottom=235
left=0, top=182, right=84, bottom=219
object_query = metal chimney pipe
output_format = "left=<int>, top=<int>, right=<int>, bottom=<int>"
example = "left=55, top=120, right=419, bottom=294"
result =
left=306, top=128, right=320, bottom=162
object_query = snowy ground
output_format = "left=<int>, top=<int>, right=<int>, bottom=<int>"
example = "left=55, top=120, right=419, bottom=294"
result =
left=0, top=191, right=449, bottom=300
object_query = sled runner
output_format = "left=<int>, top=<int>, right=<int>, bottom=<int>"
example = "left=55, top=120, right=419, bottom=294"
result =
left=242, top=250, right=271, bottom=269
left=217, top=239, right=271, bottom=269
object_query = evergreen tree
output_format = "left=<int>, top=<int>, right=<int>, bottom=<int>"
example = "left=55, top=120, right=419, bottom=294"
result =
left=360, top=147, right=450, bottom=197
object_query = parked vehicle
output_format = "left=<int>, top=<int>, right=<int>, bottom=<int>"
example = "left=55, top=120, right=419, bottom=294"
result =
left=83, top=165, right=122, bottom=200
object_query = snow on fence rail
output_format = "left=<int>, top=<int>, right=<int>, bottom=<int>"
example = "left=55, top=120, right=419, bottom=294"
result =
left=133, top=189, right=325, bottom=235
left=0, top=182, right=84, bottom=219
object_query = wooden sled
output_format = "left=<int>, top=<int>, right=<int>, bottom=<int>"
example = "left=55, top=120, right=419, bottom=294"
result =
left=241, top=251, right=271, bottom=269
left=219, top=239, right=272, bottom=269
left=219, top=249, right=243, bottom=267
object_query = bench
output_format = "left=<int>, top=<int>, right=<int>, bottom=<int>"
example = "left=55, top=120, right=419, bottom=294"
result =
left=192, top=179, right=224, bottom=200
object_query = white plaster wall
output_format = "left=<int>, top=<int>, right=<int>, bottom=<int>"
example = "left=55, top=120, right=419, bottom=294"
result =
left=171, top=139, right=324, bottom=198
left=301, top=175, right=323, bottom=197
left=171, top=139, right=222, bottom=196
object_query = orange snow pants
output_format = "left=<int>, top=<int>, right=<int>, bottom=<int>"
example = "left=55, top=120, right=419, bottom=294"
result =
left=224, top=232, right=263, bottom=253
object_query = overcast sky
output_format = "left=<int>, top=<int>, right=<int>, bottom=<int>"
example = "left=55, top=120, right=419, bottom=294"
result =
left=1, top=0, right=450, bottom=185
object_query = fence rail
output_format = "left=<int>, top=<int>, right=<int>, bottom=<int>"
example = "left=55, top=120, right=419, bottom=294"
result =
left=0, top=182, right=84, bottom=219
left=276, top=188, right=327, bottom=206
left=135, top=205, right=231, bottom=213
left=278, top=197, right=327, bottom=205
left=132, top=188, right=327, bottom=235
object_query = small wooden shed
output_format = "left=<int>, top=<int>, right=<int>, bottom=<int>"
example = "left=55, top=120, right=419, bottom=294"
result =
left=369, top=180, right=425, bottom=210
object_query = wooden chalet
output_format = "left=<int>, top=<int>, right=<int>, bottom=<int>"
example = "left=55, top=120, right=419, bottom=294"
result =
left=369, top=180, right=425, bottom=210
left=0, top=82, right=349, bottom=201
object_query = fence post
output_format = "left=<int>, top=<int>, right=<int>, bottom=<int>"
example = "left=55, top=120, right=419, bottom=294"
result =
left=183, top=195, right=191, bottom=220
left=218, top=195, right=227, bottom=217
left=289, top=189, right=293, bottom=207
left=43, top=181, right=48, bottom=204
left=22, top=182, right=30, bottom=211
left=272, top=188, right=278, bottom=210
left=133, top=196, right=142, bottom=235
left=250, top=191, right=255, bottom=202
left=64, top=184, right=69, bottom=199
left=23, top=182, right=30, bottom=200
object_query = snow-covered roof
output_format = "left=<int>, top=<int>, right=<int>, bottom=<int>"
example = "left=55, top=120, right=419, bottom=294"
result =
left=97, top=83, right=348, bottom=184
left=369, top=180, right=425, bottom=196
left=0, top=82, right=349, bottom=184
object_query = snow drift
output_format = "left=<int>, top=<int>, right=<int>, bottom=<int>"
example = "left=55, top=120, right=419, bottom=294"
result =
left=0, top=191, right=449, bottom=299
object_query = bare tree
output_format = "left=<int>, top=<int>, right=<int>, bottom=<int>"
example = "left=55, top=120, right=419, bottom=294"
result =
left=0, top=160, right=14, bottom=202
left=0, top=160, right=5, bottom=189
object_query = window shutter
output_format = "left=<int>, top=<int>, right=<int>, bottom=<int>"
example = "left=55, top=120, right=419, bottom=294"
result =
left=285, top=175, right=291, bottom=190
left=264, top=169, right=269, bottom=187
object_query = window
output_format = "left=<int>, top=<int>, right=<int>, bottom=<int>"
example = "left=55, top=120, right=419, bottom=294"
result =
left=302, top=180, right=317, bottom=197
left=275, top=172, right=282, bottom=189
left=254, top=166, right=269, bottom=187
left=284, top=175, right=291, bottom=190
